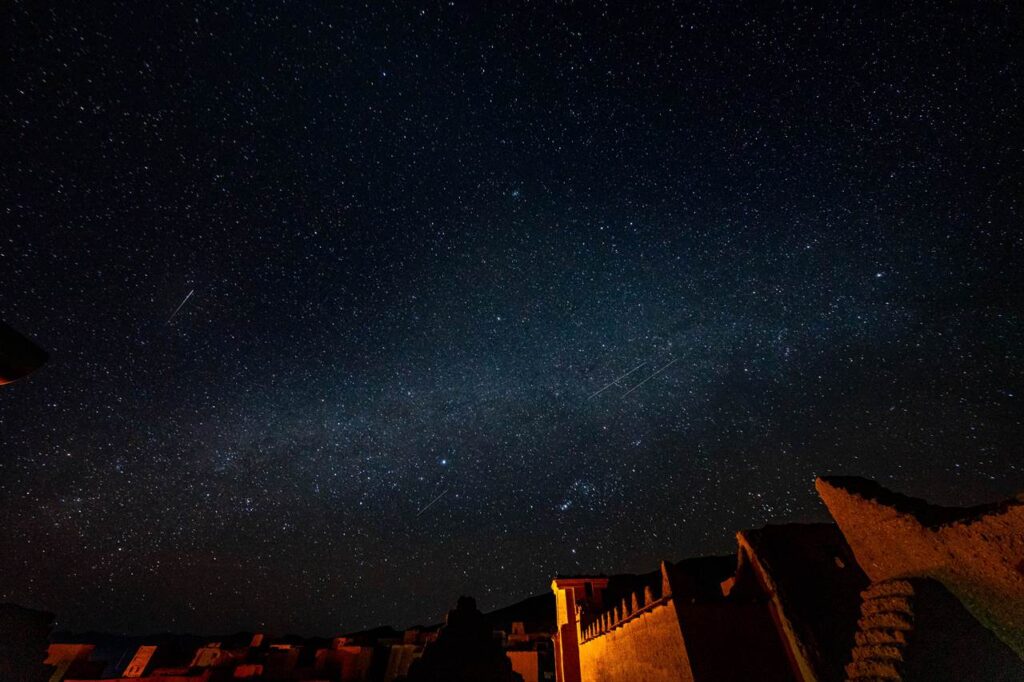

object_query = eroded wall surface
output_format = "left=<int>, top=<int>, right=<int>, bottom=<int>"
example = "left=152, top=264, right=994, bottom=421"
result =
left=817, top=476, right=1024, bottom=657
left=508, top=651, right=539, bottom=682
left=578, top=600, right=692, bottom=682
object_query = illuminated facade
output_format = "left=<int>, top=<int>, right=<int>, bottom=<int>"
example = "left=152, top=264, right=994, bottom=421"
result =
left=551, top=476, right=1024, bottom=682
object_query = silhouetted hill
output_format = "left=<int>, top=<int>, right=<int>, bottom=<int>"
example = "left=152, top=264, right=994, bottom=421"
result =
left=481, top=593, right=554, bottom=633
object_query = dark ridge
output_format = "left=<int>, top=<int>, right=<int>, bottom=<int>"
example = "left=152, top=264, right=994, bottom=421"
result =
left=49, top=631, right=253, bottom=648
left=553, top=574, right=610, bottom=580
left=482, top=593, right=554, bottom=633
left=820, top=476, right=1024, bottom=529
left=338, top=625, right=405, bottom=642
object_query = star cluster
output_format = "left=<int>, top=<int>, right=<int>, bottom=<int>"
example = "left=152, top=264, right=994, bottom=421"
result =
left=2, top=2, right=1022, bottom=635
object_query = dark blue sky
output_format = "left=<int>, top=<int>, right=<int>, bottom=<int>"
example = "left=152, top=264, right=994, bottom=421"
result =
left=2, top=1, right=1022, bottom=635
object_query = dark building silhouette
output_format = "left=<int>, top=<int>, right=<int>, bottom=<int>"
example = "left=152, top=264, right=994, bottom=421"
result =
left=0, top=323, right=47, bottom=385
left=404, top=597, right=522, bottom=682
left=0, top=603, right=54, bottom=682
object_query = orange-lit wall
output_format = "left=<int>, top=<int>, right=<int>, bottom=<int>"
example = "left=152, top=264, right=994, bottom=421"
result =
left=65, top=676, right=210, bottom=682
left=122, top=645, right=157, bottom=678
left=45, top=643, right=94, bottom=666
left=335, top=646, right=373, bottom=682
left=507, top=651, right=540, bottom=682
left=577, top=600, right=693, bottom=682
left=817, top=477, right=1024, bottom=658
left=46, top=643, right=96, bottom=682
left=383, top=644, right=420, bottom=682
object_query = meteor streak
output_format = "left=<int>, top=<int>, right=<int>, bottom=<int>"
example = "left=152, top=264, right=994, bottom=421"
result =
left=621, top=358, right=678, bottom=397
left=166, top=289, right=195, bottom=324
left=415, top=488, right=450, bottom=518
left=587, top=361, right=647, bottom=399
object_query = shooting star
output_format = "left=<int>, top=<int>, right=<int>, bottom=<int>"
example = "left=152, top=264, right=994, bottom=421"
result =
left=166, top=289, right=195, bottom=324
left=587, top=361, right=648, bottom=399
left=621, top=358, right=678, bottom=397
left=415, top=487, right=450, bottom=518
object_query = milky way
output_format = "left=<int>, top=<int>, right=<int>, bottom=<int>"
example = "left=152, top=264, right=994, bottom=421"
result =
left=2, top=2, right=1022, bottom=635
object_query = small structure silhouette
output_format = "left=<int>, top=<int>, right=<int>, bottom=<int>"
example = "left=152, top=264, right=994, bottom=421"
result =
left=405, top=596, right=523, bottom=682
left=0, top=604, right=53, bottom=682
left=0, top=322, right=47, bottom=385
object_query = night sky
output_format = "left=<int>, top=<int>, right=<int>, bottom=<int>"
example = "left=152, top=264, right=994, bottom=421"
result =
left=2, top=2, right=1022, bottom=636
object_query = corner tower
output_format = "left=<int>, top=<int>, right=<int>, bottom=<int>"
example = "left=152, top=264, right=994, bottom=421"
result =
left=550, top=577, right=609, bottom=682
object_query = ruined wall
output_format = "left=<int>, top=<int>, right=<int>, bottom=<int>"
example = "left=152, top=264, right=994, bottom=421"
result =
left=383, top=644, right=420, bottom=682
left=122, top=646, right=157, bottom=678
left=844, top=578, right=1024, bottom=681
left=817, top=476, right=1024, bottom=658
left=334, top=646, right=374, bottom=682
left=578, top=600, right=692, bottom=682
left=507, top=651, right=539, bottom=682
left=45, top=643, right=96, bottom=682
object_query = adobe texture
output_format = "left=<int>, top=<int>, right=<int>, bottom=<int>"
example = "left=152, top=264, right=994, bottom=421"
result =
left=816, top=476, right=1024, bottom=658
left=579, top=598, right=692, bottom=682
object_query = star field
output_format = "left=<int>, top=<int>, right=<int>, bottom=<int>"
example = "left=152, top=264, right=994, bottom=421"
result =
left=2, top=2, right=1022, bottom=635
